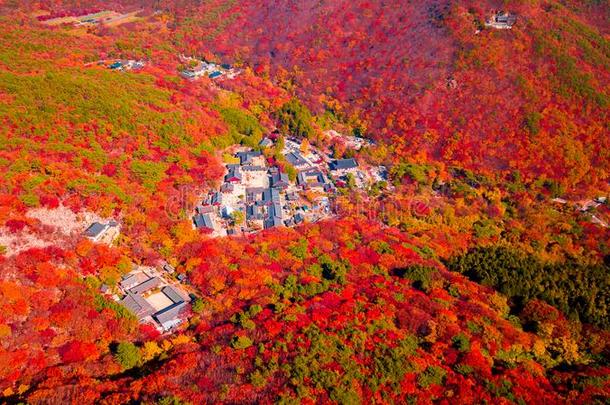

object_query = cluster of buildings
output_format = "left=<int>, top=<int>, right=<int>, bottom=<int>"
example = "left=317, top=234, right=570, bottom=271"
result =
left=115, top=264, right=193, bottom=331
left=190, top=133, right=387, bottom=237
left=485, top=11, right=517, bottom=29
left=191, top=141, right=335, bottom=236
left=107, top=59, right=146, bottom=71
left=83, top=221, right=194, bottom=333
left=179, top=57, right=240, bottom=81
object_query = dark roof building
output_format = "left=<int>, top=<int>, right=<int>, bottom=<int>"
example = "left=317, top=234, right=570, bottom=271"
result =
left=263, top=188, right=281, bottom=204
left=242, top=165, right=267, bottom=172
left=294, top=213, right=305, bottom=224
left=130, top=277, right=162, bottom=295
left=285, top=152, right=308, bottom=167
left=237, top=151, right=263, bottom=165
left=270, top=172, right=290, bottom=189
left=329, top=158, right=358, bottom=171
left=495, top=11, right=516, bottom=25
left=220, top=183, right=234, bottom=193
left=247, top=204, right=265, bottom=221
left=485, top=11, right=517, bottom=28
left=119, top=272, right=149, bottom=291
left=211, top=192, right=222, bottom=206
left=196, top=205, right=214, bottom=214
left=193, top=213, right=214, bottom=230
left=246, top=187, right=266, bottom=203
left=85, top=222, right=106, bottom=238
left=224, top=166, right=242, bottom=183
left=264, top=202, right=284, bottom=229
left=264, top=215, right=284, bottom=229
left=153, top=301, right=187, bottom=330
left=259, top=138, right=273, bottom=147
left=121, top=293, right=156, bottom=319
left=324, top=182, right=337, bottom=193
left=162, top=285, right=190, bottom=304
left=298, top=170, right=326, bottom=188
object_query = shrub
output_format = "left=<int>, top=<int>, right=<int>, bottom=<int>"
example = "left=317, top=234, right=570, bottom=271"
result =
left=130, top=159, right=167, bottom=190
left=523, top=111, right=541, bottom=135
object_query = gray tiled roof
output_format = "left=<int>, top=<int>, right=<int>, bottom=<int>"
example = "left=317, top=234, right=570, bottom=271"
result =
left=271, top=172, right=290, bottom=188
left=298, top=170, right=325, bottom=187
left=193, top=214, right=214, bottom=229
left=119, top=273, right=148, bottom=290
left=130, top=277, right=162, bottom=295
left=330, top=158, right=358, bottom=171
left=153, top=301, right=187, bottom=325
left=285, top=152, right=307, bottom=166
left=85, top=222, right=105, bottom=237
left=121, top=293, right=156, bottom=319
left=162, top=285, right=189, bottom=304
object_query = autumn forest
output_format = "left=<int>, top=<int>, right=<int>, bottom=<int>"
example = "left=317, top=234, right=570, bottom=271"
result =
left=0, top=0, right=608, bottom=404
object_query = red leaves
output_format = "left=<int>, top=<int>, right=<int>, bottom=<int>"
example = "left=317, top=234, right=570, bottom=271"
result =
left=139, top=323, right=161, bottom=340
left=263, top=319, right=282, bottom=337
left=5, top=219, right=27, bottom=233
left=39, top=195, right=60, bottom=208
left=58, top=341, right=99, bottom=364
left=101, top=163, right=118, bottom=177
left=460, top=342, right=492, bottom=378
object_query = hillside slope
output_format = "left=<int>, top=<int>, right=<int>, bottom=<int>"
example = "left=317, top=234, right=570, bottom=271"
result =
left=165, top=0, right=609, bottom=191
left=0, top=3, right=608, bottom=404
left=5, top=220, right=609, bottom=403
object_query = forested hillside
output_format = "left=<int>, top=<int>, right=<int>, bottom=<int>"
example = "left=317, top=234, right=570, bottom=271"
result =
left=0, top=1, right=608, bottom=403
left=157, top=0, right=610, bottom=191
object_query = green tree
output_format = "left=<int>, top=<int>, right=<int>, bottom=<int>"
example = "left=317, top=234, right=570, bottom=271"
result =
left=231, top=210, right=245, bottom=226
left=231, top=335, right=253, bottom=349
left=417, top=366, right=446, bottom=388
left=114, top=341, right=141, bottom=370
left=191, top=298, right=205, bottom=314
left=218, top=106, right=264, bottom=145
left=276, top=98, right=314, bottom=138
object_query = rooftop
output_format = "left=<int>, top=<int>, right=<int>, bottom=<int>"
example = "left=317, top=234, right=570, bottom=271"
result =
left=119, top=272, right=149, bottom=290
left=162, top=285, right=190, bottom=304
left=271, top=172, right=290, bottom=188
left=85, top=222, right=106, bottom=238
left=121, top=293, right=156, bottom=319
left=130, top=277, right=162, bottom=295
left=194, top=213, right=214, bottom=230
left=153, top=301, right=187, bottom=326
left=237, top=151, right=263, bottom=165
left=330, top=158, right=358, bottom=171
left=285, top=152, right=308, bottom=167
